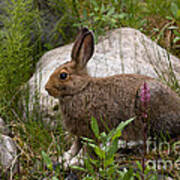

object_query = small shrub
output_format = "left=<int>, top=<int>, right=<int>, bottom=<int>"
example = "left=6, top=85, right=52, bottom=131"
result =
left=0, top=0, right=42, bottom=116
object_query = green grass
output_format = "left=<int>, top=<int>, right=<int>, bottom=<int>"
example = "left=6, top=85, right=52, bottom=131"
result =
left=50, top=0, right=180, bottom=57
left=0, top=0, right=179, bottom=179
left=0, top=0, right=42, bottom=121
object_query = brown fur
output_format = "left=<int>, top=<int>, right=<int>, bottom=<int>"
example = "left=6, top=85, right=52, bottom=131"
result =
left=45, top=28, right=180, bottom=144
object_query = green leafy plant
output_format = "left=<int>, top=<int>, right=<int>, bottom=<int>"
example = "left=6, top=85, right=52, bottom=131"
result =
left=72, top=117, right=136, bottom=179
left=41, top=151, right=62, bottom=180
left=72, top=116, right=172, bottom=179
left=169, top=2, right=180, bottom=49
left=170, top=2, right=180, bottom=21
left=73, top=1, right=120, bottom=37
left=72, top=0, right=146, bottom=38
left=42, top=151, right=54, bottom=171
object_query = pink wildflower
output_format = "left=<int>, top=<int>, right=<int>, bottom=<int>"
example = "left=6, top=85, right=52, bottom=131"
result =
left=140, top=82, right=151, bottom=118
left=140, top=82, right=150, bottom=106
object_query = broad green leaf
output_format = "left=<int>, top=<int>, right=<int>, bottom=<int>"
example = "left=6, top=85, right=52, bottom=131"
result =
left=94, top=7, right=99, bottom=12
left=166, top=16, right=173, bottom=20
left=105, top=166, right=116, bottom=176
left=89, top=157, right=99, bottom=165
left=52, top=177, right=58, bottom=180
left=83, top=9, right=87, bottom=19
left=119, top=13, right=128, bottom=19
left=107, top=129, right=115, bottom=142
left=177, top=9, right=180, bottom=18
left=91, top=117, right=99, bottom=138
left=90, top=0, right=98, bottom=7
left=112, top=128, right=122, bottom=141
left=84, top=158, right=94, bottom=173
left=112, top=118, right=135, bottom=141
left=100, top=4, right=105, bottom=13
left=94, top=145, right=105, bottom=159
left=111, top=18, right=116, bottom=24
left=41, top=151, right=53, bottom=171
left=104, top=157, right=114, bottom=168
left=107, top=7, right=115, bottom=16
left=83, top=177, right=94, bottom=180
left=82, top=137, right=95, bottom=144
left=136, top=161, right=143, bottom=171
left=100, top=132, right=107, bottom=140
left=117, top=117, right=135, bottom=130
left=171, top=2, right=179, bottom=18
left=173, top=36, right=180, bottom=43
left=106, top=138, right=118, bottom=161
left=173, top=30, right=180, bottom=36
left=122, top=168, right=134, bottom=180
left=71, top=165, right=86, bottom=172
left=88, top=143, right=105, bottom=159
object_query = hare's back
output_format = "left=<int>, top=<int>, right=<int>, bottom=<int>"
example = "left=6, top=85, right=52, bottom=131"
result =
left=93, top=74, right=180, bottom=138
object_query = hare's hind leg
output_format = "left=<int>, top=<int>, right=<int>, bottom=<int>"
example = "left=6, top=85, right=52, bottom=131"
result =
left=146, top=81, right=180, bottom=137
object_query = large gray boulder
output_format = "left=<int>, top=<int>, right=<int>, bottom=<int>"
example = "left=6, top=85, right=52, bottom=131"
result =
left=28, top=28, right=180, bottom=122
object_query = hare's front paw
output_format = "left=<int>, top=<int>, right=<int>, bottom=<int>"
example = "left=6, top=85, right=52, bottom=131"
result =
left=58, top=151, right=72, bottom=169
left=59, top=149, right=84, bottom=170
left=69, top=148, right=84, bottom=167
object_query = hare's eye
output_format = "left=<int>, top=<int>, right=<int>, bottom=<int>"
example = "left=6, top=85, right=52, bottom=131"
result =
left=59, top=72, right=68, bottom=80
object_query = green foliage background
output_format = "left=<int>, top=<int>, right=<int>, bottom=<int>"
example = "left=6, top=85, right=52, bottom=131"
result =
left=0, top=0, right=42, bottom=112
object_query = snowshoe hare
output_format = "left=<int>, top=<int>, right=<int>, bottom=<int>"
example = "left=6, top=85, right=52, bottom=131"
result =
left=45, top=28, right=180, bottom=166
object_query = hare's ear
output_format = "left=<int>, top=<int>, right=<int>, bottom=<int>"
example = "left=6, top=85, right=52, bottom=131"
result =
left=71, top=28, right=94, bottom=69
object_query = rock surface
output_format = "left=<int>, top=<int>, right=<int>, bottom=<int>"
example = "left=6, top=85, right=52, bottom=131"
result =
left=28, top=28, right=180, bottom=116
left=0, top=134, right=17, bottom=171
left=0, top=117, right=17, bottom=172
